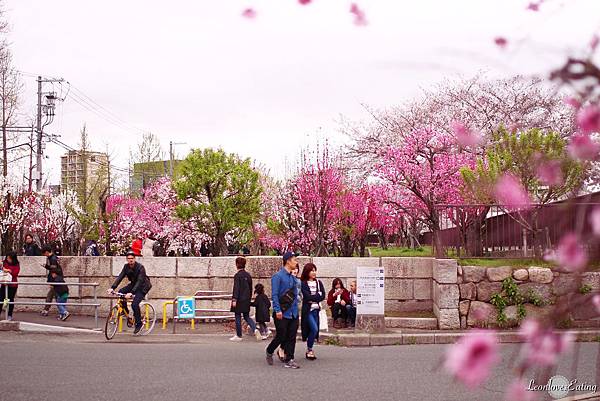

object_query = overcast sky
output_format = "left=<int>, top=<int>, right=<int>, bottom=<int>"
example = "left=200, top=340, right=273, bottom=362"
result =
left=4, top=0, right=600, bottom=186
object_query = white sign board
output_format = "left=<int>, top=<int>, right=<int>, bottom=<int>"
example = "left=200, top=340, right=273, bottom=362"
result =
left=357, top=266, right=385, bottom=315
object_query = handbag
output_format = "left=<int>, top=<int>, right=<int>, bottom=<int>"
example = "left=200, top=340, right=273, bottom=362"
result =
left=0, top=270, right=12, bottom=284
left=279, top=287, right=296, bottom=312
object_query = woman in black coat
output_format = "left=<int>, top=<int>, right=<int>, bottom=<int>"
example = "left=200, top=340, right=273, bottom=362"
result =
left=300, top=263, right=325, bottom=360
left=230, top=257, right=261, bottom=342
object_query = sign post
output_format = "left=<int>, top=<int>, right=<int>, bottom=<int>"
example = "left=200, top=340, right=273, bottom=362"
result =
left=356, top=266, right=385, bottom=333
left=177, top=296, right=195, bottom=320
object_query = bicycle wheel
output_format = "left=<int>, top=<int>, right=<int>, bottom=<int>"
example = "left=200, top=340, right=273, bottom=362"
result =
left=105, top=306, right=120, bottom=340
left=139, top=302, right=156, bottom=335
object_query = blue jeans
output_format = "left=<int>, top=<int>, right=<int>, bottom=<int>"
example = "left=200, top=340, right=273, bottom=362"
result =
left=346, top=305, right=356, bottom=325
left=306, top=309, right=319, bottom=350
left=56, top=294, right=68, bottom=316
left=235, top=312, right=256, bottom=337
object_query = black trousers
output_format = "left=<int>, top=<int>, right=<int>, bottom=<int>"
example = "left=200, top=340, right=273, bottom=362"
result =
left=119, top=284, right=146, bottom=327
left=44, top=287, right=55, bottom=311
left=0, top=285, right=17, bottom=317
left=266, top=316, right=299, bottom=361
left=332, top=303, right=348, bottom=321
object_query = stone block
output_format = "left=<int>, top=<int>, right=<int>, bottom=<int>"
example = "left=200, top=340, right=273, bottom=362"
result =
left=385, top=317, right=437, bottom=330
left=144, top=277, right=178, bottom=299
left=312, top=257, right=378, bottom=278
left=176, top=258, right=210, bottom=277
left=433, top=284, right=459, bottom=309
left=528, top=267, right=553, bottom=284
left=513, top=269, right=529, bottom=281
left=355, top=315, right=386, bottom=333
left=486, top=266, right=512, bottom=282
left=112, top=257, right=176, bottom=277
left=552, top=274, right=580, bottom=296
left=582, top=272, right=600, bottom=291
left=413, top=279, right=432, bottom=300
left=460, top=315, right=467, bottom=329
left=385, top=279, right=414, bottom=300
left=369, top=334, right=403, bottom=346
left=384, top=299, right=432, bottom=313
left=476, top=281, right=502, bottom=302
left=17, top=256, right=49, bottom=277
left=434, top=305, right=460, bottom=329
left=459, top=282, right=477, bottom=300
left=435, top=333, right=461, bottom=344
left=572, top=298, right=600, bottom=320
left=433, top=259, right=457, bottom=284
left=519, top=282, right=553, bottom=302
left=79, top=277, right=114, bottom=298
left=60, top=257, right=112, bottom=277
left=245, top=257, right=285, bottom=278
left=461, top=265, right=486, bottom=283
left=380, top=257, right=433, bottom=278
left=467, top=301, right=497, bottom=327
left=0, top=320, right=19, bottom=331
left=459, top=300, right=470, bottom=316
left=402, top=333, right=435, bottom=345
left=207, top=257, right=238, bottom=277
left=523, top=304, right=552, bottom=320
left=504, top=305, right=522, bottom=328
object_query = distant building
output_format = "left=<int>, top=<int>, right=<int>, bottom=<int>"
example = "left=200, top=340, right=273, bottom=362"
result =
left=60, top=150, right=109, bottom=195
left=130, top=159, right=180, bottom=193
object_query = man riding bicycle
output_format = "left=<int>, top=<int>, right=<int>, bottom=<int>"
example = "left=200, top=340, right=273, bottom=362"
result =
left=107, top=251, right=152, bottom=334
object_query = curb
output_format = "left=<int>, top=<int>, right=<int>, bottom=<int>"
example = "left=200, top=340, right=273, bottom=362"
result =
left=16, top=321, right=102, bottom=334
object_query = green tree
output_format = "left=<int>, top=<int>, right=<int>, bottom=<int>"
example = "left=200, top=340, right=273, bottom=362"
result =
left=173, top=148, right=262, bottom=256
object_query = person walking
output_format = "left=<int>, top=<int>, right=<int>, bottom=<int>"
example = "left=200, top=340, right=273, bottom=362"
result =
left=230, top=257, right=262, bottom=342
left=41, top=245, right=62, bottom=316
left=300, top=263, right=325, bottom=360
left=0, top=252, right=20, bottom=320
left=266, top=251, right=300, bottom=369
left=23, top=234, right=41, bottom=256
left=49, top=270, right=70, bottom=321
left=251, top=283, right=271, bottom=339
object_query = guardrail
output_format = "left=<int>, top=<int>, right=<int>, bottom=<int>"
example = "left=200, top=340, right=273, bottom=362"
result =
left=166, top=290, right=235, bottom=334
left=0, top=281, right=101, bottom=329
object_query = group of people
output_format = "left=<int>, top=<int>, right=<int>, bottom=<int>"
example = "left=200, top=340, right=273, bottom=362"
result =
left=228, top=252, right=358, bottom=369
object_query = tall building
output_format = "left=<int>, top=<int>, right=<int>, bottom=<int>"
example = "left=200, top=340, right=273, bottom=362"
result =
left=130, top=159, right=180, bottom=194
left=60, top=150, right=109, bottom=194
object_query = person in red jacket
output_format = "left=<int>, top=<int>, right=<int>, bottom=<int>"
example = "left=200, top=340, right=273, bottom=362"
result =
left=1, top=251, right=20, bottom=320
left=131, top=237, right=143, bottom=257
left=327, top=277, right=351, bottom=329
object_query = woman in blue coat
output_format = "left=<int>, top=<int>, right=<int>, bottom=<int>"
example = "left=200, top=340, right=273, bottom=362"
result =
left=300, top=263, right=325, bottom=360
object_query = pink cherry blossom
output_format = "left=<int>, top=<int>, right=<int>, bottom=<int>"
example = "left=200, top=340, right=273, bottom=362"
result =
left=298, top=0, right=312, bottom=4
left=564, top=96, right=581, bottom=109
left=526, top=2, right=540, bottom=11
left=350, top=3, right=367, bottom=26
left=556, top=232, right=588, bottom=271
left=494, top=37, right=508, bottom=48
left=592, top=295, right=600, bottom=314
left=450, top=120, right=481, bottom=147
left=576, top=105, right=600, bottom=134
left=568, top=133, right=599, bottom=161
left=444, top=330, right=499, bottom=389
left=494, top=174, right=531, bottom=209
left=241, top=8, right=256, bottom=19
left=590, top=207, right=600, bottom=236
left=519, top=319, right=541, bottom=342
left=591, top=35, right=599, bottom=51
left=536, top=160, right=563, bottom=186
left=522, top=330, right=573, bottom=367
left=505, top=379, right=537, bottom=401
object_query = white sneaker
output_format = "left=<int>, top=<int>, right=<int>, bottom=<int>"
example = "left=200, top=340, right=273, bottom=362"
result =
left=261, top=335, right=268, bottom=340
left=229, top=335, right=243, bottom=342
left=267, top=329, right=272, bottom=338
left=254, top=329, right=262, bottom=341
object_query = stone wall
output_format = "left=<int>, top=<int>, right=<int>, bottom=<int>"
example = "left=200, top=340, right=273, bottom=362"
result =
left=432, top=259, right=460, bottom=329
left=10, top=256, right=435, bottom=318
left=458, top=265, right=600, bottom=329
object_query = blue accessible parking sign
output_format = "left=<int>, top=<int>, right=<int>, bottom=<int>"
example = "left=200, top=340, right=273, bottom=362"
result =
left=177, top=296, right=195, bottom=319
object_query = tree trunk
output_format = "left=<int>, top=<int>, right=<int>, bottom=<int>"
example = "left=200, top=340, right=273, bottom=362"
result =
left=213, top=232, right=228, bottom=256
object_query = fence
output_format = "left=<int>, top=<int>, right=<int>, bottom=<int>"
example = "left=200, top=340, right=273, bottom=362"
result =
left=0, top=281, right=101, bottom=329
left=422, top=202, right=600, bottom=259
left=169, top=290, right=235, bottom=333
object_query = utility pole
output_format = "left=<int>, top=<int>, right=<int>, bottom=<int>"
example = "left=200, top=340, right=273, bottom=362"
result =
left=35, top=76, right=42, bottom=190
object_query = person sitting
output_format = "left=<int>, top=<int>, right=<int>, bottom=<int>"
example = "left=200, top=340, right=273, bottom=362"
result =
left=327, top=278, right=351, bottom=329
left=346, top=280, right=357, bottom=328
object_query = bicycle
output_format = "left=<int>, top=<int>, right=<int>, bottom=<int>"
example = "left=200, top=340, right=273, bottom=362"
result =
left=105, top=291, right=156, bottom=340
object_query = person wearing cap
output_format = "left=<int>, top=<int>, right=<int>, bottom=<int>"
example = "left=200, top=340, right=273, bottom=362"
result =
left=107, top=251, right=152, bottom=334
left=265, top=251, right=300, bottom=369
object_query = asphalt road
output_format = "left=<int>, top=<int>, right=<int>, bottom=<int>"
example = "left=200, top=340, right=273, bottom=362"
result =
left=0, top=332, right=598, bottom=401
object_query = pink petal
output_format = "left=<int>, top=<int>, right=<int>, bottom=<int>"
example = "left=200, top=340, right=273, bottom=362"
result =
left=576, top=105, right=600, bottom=134
left=241, top=8, right=256, bottom=18
left=564, top=96, right=581, bottom=109
left=494, top=37, right=508, bottom=48
left=526, top=2, right=540, bottom=11
left=591, top=35, right=599, bottom=51
left=556, top=232, right=588, bottom=272
left=444, top=330, right=499, bottom=389
left=505, top=379, right=537, bottom=401
left=590, top=207, right=600, bottom=236
left=494, top=174, right=530, bottom=209
left=592, top=295, right=600, bottom=314
left=298, top=0, right=312, bottom=4
left=519, top=319, right=541, bottom=341
left=451, top=121, right=481, bottom=147
left=350, top=3, right=367, bottom=26
left=536, top=160, right=563, bottom=186
left=568, top=133, right=600, bottom=161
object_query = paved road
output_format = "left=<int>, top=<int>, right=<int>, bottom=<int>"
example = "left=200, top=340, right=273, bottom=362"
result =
left=0, top=332, right=598, bottom=401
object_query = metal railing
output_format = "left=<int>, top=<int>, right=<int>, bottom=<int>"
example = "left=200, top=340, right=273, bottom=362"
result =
left=0, top=281, right=101, bottom=329
left=167, top=290, right=235, bottom=334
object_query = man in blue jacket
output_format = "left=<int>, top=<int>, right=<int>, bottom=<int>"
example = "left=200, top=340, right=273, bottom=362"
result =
left=266, top=251, right=300, bottom=369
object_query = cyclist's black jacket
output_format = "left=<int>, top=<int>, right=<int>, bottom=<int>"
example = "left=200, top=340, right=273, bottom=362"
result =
left=111, top=262, right=152, bottom=294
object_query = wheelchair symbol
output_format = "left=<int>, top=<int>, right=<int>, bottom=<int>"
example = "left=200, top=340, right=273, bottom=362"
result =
left=180, top=302, right=193, bottom=314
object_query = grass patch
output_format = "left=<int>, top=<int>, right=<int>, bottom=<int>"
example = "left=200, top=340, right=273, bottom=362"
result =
left=367, top=246, right=433, bottom=257
left=457, top=258, right=551, bottom=267
left=324, top=336, right=342, bottom=346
